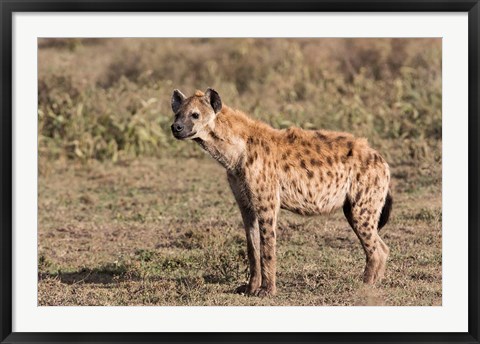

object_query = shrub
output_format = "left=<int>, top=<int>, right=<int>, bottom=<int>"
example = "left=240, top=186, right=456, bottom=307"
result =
left=38, top=38, right=442, bottom=165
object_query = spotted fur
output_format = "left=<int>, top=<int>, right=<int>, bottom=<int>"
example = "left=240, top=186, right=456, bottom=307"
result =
left=171, top=88, right=392, bottom=296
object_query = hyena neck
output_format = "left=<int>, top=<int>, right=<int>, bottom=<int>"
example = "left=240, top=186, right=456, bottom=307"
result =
left=194, top=107, right=249, bottom=171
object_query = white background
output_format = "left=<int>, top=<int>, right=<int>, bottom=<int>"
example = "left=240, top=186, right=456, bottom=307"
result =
left=13, top=13, right=468, bottom=332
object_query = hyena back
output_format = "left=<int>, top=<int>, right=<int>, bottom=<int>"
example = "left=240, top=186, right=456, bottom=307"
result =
left=171, top=88, right=392, bottom=297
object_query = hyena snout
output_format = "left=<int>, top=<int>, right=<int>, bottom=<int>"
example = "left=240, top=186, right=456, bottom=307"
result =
left=171, top=122, right=184, bottom=133
left=171, top=120, right=195, bottom=140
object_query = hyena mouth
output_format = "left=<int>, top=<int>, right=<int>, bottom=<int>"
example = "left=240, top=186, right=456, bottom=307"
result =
left=173, top=131, right=197, bottom=140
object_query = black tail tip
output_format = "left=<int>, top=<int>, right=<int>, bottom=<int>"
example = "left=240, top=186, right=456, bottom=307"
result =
left=378, top=192, right=393, bottom=231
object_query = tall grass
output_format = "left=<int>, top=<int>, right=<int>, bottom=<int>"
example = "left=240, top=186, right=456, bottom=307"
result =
left=38, top=38, right=441, bottom=165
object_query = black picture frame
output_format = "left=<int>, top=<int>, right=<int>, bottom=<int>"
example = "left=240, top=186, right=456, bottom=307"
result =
left=1, top=1, right=479, bottom=343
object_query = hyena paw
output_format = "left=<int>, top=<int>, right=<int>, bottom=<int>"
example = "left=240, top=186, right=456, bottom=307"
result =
left=252, top=286, right=277, bottom=297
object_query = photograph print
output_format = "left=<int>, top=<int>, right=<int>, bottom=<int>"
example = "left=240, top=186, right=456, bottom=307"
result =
left=37, top=38, right=442, bottom=306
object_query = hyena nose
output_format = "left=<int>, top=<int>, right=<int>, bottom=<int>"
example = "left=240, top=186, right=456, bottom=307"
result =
left=171, top=123, right=184, bottom=133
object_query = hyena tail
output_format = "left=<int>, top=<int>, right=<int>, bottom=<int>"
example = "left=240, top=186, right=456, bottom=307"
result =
left=343, top=191, right=393, bottom=232
left=378, top=191, right=393, bottom=231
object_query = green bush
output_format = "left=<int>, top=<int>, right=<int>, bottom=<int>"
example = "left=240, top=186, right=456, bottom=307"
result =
left=38, top=38, right=441, bottom=165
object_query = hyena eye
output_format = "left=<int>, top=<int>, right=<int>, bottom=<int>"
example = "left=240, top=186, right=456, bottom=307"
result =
left=192, top=113, right=200, bottom=119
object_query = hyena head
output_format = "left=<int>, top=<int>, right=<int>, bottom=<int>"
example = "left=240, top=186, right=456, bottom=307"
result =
left=170, top=88, right=222, bottom=140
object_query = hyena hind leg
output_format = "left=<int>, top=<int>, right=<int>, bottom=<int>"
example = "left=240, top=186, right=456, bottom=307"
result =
left=343, top=197, right=390, bottom=284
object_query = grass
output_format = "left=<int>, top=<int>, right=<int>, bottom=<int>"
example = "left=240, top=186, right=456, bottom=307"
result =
left=38, top=157, right=442, bottom=306
left=38, top=38, right=441, bottom=164
left=38, top=38, right=442, bottom=306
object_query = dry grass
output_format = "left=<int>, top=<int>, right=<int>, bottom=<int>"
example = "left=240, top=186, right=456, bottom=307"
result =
left=38, top=157, right=441, bottom=306
left=38, top=38, right=442, bottom=306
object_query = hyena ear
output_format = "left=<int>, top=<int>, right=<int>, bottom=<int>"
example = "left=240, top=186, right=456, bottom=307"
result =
left=205, top=88, right=222, bottom=114
left=171, top=89, right=186, bottom=113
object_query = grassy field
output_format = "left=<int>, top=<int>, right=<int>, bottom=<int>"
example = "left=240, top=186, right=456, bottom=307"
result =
left=38, top=38, right=442, bottom=306
left=38, top=157, right=441, bottom=306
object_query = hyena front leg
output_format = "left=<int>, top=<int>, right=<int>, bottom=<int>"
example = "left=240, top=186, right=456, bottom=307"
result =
left=227, top=173, right=262, bottom=294
left=254, top=187, right=280, bottom=297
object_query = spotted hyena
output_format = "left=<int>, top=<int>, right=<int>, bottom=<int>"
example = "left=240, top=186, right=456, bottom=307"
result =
left=171, top=88, right=392, bottom=297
